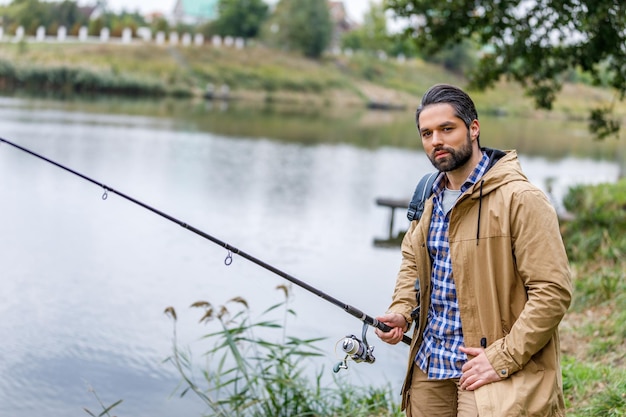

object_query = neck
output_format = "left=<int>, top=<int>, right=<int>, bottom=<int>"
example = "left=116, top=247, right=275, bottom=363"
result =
left=445, top=149, right=484, bottom=190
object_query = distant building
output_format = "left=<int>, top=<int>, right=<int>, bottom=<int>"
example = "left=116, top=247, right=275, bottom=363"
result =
left=328, top=1, right=356, bottom=50
left=144, top=11, right=166, bottom=24
left=78, top=0, right=106, bottom=20
left=172, top=0, right=219, bottom=25
left=329, top=1, right=353, bottom=30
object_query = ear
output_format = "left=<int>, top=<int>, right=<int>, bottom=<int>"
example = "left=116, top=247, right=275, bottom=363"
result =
left=470, top=119, right=480, bottom=141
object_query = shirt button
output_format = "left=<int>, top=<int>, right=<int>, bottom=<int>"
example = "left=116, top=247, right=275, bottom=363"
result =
left=500, top=370, right=507, bottom=376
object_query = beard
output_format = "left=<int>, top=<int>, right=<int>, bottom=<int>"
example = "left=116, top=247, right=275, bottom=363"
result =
left=428, top=132, right=474, bottom=172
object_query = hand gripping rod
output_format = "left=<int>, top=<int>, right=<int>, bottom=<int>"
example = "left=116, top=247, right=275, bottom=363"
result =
left=0, top=137, right=412, bottom=346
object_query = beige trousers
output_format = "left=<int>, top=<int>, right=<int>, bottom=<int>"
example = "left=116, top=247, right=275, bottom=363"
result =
left=406, top=366, right=478, bottom=417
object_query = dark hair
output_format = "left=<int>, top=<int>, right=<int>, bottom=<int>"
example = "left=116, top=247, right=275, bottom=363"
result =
left=415, top=84, right=480, bottom=145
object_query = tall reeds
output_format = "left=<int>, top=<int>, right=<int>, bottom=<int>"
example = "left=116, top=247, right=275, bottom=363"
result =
left=163, top=286, right=402, bottom=417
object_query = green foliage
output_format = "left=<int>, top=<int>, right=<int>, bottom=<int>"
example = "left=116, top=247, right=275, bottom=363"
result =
left=572, top=263, right=625, bottom=310
left=562, top=355, right=626, bottom=416
left=151, top=16, right=170, bottom=34
left=0, top=0, right=148, bottom=38
left=558, top=180, right=626, bottom=414
left=83, top=384, right=123, bottom=417
left=426, top=39, right=478, bottom=76
left=576, top=380, right=626, bottom=417
left=562, top=355, right=604, bottom=407
left=0, top=58, right=192, bottom=98
left=0, top=58, right=17, bottom=79
left=213, top=0, right=269, bottom=40
left=336, top=52, right=447, bottom=97
left=561, top=179, right=625, bottom=312
left=383, top=0, right=626, bottom=139
left=164, top=288, right=402, bottom=417
left=589, top=106, right=621, bottom=140
left=0, top=0, right=90, bottom=34
left=561, top=179, right=626, bottom=263
left=341, top=2, right=391, bottom=54
left=88, top=17, right=105, bottom=37
left=187, top=51, right=345, bottom=93
left=269, top=0, right=333, bottom=59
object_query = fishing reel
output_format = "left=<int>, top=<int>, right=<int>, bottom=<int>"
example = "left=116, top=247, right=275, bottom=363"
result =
left=333, top=322, right=375, bottom=372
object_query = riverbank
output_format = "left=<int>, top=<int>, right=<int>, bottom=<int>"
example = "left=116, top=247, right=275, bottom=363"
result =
left=1, top=40, right=624, bottom=123
left=0, top=41, right=416, bottom=107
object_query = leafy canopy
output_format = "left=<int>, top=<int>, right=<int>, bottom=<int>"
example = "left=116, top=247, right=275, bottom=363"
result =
left=384, top=0, right=626, bottom=138
left=271, top=0, right=333, bottom=59
left=342, top=2, right=391, bottom=53
left=214, top=0, right=269, bottom=40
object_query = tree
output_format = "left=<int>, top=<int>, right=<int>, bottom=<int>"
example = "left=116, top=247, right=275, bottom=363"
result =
left=2, top=0, right=97, bottom=36
left=213, top=0, right=269, bottom=40
left=384, top=0, right=626, bottom=139
left=54, top=0, right=87, bottom=30
left=3, top=0, right=52, bottom=34
left=341, top=2, right=392, bottom=53
left=271, top=0, right=332, bottom=59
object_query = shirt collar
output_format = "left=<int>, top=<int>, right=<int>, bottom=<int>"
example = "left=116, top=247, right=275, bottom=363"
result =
left=432, top=151, right=489, bottom=196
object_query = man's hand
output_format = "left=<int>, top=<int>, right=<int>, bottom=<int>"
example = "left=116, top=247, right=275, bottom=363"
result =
left=374, top=313, right=407, bottom=345
left=459, top=346, right=502, bottom=390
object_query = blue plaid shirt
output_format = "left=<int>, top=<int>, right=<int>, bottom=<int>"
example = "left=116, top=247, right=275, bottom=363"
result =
left=416, top=152, right=490, bottom=379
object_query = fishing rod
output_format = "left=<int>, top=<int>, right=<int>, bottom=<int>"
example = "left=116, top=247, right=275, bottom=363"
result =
left=0, top=137, right=411, bottom=370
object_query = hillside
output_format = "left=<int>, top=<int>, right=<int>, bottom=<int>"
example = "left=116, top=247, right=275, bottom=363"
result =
left=0, top=40, right=623, bottom=122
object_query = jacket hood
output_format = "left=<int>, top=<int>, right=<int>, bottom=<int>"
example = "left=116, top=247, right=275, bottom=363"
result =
left=470, top=148, right=529, bottom=199
left=463, top=148, right=530, bottom=243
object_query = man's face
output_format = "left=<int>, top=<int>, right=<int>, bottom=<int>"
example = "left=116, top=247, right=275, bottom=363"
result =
left=418, top=103, right=478, bottom=172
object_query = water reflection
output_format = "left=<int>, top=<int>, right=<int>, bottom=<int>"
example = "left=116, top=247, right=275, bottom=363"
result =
left=0, top=96, right=620, bottom=417
left=4, top=94, right=623, bottom=162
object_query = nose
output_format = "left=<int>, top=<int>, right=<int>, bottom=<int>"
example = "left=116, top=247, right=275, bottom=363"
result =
left=431, top=130, right=444, bottom=146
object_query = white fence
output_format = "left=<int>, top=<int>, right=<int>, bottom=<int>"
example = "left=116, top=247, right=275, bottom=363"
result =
left=0, top=25, right=246, bottom=48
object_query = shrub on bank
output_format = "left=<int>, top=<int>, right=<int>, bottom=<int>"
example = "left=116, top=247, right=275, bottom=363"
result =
left=560, top=179, right=626, bottom=415
left=163, top=292, right=403, bottom=417
left=561, top=178, right=626, bottom=263
left=0, top=58, right=192, bottom=97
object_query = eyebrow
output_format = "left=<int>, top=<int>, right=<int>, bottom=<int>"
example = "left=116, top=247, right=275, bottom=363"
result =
left=420, top=120, right=457, bottom=134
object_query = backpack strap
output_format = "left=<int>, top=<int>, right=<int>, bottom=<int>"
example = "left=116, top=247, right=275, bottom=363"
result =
left=407, top=172, right=438, bottom=221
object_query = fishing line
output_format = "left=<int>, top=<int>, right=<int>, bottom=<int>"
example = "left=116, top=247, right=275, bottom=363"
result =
left=0, top=137, right=412, bottom=350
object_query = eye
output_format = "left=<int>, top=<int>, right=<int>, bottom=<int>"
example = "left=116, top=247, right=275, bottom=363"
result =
left=421, top=131, right=432, bottom=139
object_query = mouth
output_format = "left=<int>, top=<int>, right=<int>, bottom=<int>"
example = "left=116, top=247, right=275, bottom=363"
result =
left=434, top=150, right=449, bottom=159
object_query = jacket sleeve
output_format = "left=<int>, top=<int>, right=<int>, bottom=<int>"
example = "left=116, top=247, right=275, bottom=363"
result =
left=387, top=220, right=420, bottom=326
left=485, top=188, right=572, bottom=378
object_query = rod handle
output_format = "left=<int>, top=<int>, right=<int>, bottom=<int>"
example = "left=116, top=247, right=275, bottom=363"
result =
left=346, top=305, right=412, bottom=346
left=378, top=322, right=412, bottom=345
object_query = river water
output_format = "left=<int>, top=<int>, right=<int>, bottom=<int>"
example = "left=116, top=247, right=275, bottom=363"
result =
left=0, top=96, right=621, bottom=416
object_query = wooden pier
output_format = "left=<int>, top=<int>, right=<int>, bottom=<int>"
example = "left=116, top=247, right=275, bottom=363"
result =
left=374, top=197, right=410, bottom=247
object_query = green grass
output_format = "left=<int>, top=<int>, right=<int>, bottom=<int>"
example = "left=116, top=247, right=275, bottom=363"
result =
left=162, top=287, right=403, bottom=417
left=1, top=40, right=625, bottom=131
left=562, top=356, right=626, bottom=416
left=560, top=179, right=626, bottom=416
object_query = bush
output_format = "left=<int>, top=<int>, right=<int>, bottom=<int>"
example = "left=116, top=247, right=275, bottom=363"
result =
left=163, top=287, right=402, bottom=417
left=0, top=59, right=184, bottom=97
left=562, top=179, right=626, bottom=263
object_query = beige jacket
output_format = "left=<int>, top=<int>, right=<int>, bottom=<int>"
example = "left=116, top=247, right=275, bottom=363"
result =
left=388, top=150, right=572, bottom=416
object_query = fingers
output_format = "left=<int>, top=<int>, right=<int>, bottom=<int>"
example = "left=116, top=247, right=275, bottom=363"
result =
left=459, top=346, right=482, bottom=358
left=459, top=373, right=486, bottom=391
left=373, top=313, right=408, bottom=345
left=375, top=313, right=405, bottom=328
left=374, top=325, right=404, bottom=345
left=459, top=346, right=501, bottom=391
